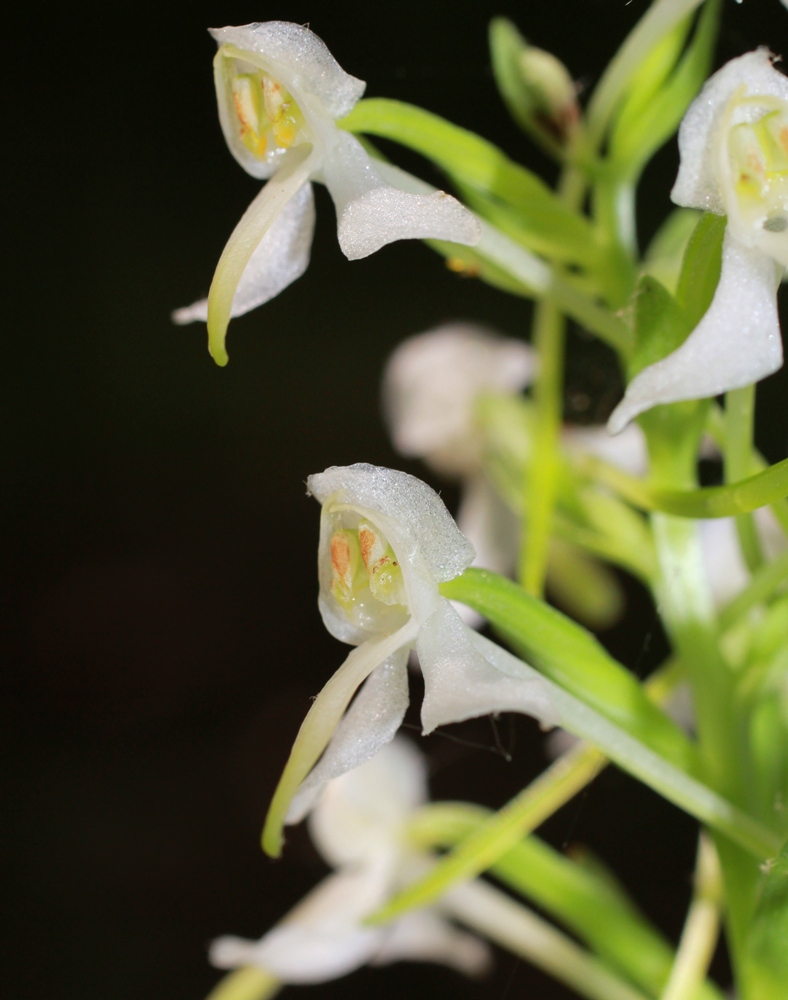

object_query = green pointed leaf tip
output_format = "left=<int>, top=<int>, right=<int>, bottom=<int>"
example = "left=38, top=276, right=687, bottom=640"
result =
left=630, top=275, right=691, bottom=380
left=675, top=211, right=726, bottom=329
left=631, top=209, right=725, bottom=381
left=610, top=0, right=719, bottom=173
left=440, top=568, right=695, bottom=771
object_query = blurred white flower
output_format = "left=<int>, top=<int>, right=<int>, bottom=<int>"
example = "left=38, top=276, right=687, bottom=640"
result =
left=174, top=22, right=481, bottom=365
left=213, top=739, right=491, bottom=984
left=609, top=50, right=787, bottom=433
left=383, top=325, right=536, bottom=604
left=262, top=464, right=557, bottom=856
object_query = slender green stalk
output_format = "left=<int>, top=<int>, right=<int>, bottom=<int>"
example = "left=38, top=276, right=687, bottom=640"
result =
left=648, top=448, right=762, bottom=982
left=725, top=386, right=764, bottom=572
left=370, top=740, right=605, bottom=923
left=573, top=452, right=788, bottom=519
left=521, top=298, right=565, bottom=595
left=445, top=880, right=651, bottom=1000
left=410, top=804, right=724, bottom=1000
left=661, top=836, right=723, bottom=1000
left=519, top=153, right=587, bottom=596
left=205, top=968, right=281, bottom=1000
left=719, top=548, right=788, bottom=632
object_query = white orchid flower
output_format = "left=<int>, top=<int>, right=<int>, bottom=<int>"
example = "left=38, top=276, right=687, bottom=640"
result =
left=261, top=464, right=557, bottom=857
left=212, top=738, right=491, bottom=985
left=609, top=49, right=788, bottom=433
left=173, top=22, right=481, bottom=366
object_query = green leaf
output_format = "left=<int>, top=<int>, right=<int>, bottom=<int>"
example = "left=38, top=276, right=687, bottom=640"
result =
left=410, top=805, right=724, bottom=1000
left=643, top=208, right=702, bottom=295
left=610, top=15, right=690, bottom=144
left=742, top=842, right=788, bottom=998
left=610, top=0, right=720, bottom=176
left=675, top=212, right=726, bottom=330
left=630, top=275, right=691, bottom=380
left=575, top=454, right=788, bottom=519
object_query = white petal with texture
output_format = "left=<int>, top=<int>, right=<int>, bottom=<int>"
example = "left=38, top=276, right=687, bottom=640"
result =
left=286, top=649, right=411, bottom=827
left=417, top=600, right=558, bottom=733
left=672, top=50, right=788, bottom=214
left=210, top=22, right=365, bottom=120
left=172, top=183, right=315, bottom=325
left=310, top=464, right=476, bottom=588
left=322, top=133, right=481, bottom=260
left=608, top=232, right=783, bottom=433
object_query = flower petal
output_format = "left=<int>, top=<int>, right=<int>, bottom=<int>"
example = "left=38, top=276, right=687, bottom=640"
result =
left=608, top=232, right=783, bottom=433
left=417, top=599, right=558, bottom=734
left=286, top=649, right=411, bottom=828
left=371, top=910, right=492, bottom=977
left=322, top=133, right=481, bottom=260
left=672, top=49, right=788, bottom=214
left=262, top=619, right=418, bottom=857
left=172, top=182, right=315, bottom=327
left=307, top=735, right=427, bottom=869
left=309, top=465, right=476, bottom=588
left=209, top=867, right=390, bottom=983
left=210, top=22, right=366, bottom=124
left=197, top=145, right=318, bottom=366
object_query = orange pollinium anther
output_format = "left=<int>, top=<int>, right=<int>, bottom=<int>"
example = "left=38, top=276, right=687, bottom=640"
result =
left=331, top=532, right=352, bottom=580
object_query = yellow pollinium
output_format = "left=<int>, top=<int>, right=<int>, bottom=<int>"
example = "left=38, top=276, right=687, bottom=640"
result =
left=231, top=72, right=305, bottom=159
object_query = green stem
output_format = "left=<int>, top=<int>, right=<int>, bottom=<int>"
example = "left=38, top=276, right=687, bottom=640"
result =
left=648, top=451, right=761, bottom=984
left=574, top=452, right=788, bottom=519
left=445, top=880, right=652, bottom=1000
left=660, top=836, right=723, bottom=1000
left=370, top=740, right=605, bottom=923
left=725, top=385, right=764, bottom=573
left=410, top=804, right=723, bottom=1000
left=521, top=299, right=565, bottom=595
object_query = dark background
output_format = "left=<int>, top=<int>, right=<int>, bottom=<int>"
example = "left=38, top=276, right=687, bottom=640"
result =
left=4, top=2, right=788, bottom=998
